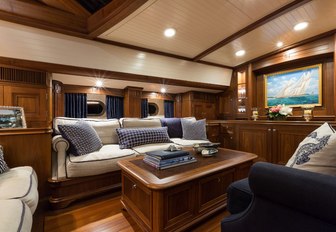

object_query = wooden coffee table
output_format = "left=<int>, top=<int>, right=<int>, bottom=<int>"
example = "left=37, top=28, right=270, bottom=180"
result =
left=118, top=148, right=257, bottom=232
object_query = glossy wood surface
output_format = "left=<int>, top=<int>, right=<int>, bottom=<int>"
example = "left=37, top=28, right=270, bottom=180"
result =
left=42, top=191, right=228, bottom=232
left=118, top=149, right=256, bottom=189
left=119, top=148, right=256, bottom=232
left=0, top=128, right=52, bottom=197
left=208, top=120, right=332, bottom=165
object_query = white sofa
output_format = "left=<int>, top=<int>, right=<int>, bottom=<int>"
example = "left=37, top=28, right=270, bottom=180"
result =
left=0, top=146, right=39, bottom=232
left=50, top=117, right=209, bottom=208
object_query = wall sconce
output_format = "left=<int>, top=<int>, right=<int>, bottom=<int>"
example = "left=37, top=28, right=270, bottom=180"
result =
left=302, top=105, right=314, bottom=121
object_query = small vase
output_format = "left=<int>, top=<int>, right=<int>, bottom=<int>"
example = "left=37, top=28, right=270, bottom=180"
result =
left=274, top=115, right=287, bottom=120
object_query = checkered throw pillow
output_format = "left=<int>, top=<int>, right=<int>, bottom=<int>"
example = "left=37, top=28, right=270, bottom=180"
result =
left=59, top=121, right=103, bottom=156
left=0, top=147, right=9, bottom=174
left=116, top=127, right=172, bottom=149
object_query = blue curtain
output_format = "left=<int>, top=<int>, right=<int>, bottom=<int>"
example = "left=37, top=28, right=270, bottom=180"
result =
left=141, top=98, right=148, bottom=118
left=106, top=95, right=124, bottom=119
left=64, top=93, right=87, bottom=118
left=164, top=100, right=174, bottom=118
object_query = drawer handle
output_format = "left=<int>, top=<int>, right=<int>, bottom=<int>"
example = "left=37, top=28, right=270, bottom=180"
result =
left=132, top=184, right=137, bottom=189
left=217, top=177, right=221, bottom=183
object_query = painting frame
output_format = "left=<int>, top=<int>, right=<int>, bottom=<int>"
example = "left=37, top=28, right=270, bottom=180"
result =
left=0, top=106, right=27, bottom=129
left=264, top=64, right=322, bottom=107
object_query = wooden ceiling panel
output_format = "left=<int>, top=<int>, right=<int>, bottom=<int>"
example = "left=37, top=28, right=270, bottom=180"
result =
left=98, top=0, right=293, bottom=58
left=201, top=0, right=336, bottom=66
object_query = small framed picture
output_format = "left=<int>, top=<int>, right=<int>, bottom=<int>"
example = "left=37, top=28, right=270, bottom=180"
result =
left=0, top=106, right=27, bottom=129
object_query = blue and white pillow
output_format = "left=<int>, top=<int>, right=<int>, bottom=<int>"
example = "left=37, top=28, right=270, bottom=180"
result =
left=286, top=122, right=336, bottom=175
left=58, top=121, right=103, bottom=156
left=181, top=118, right=207, bottom=140
left=116, top=127, right=171, bottom=149
left=0, top=147, right=9, bottom=174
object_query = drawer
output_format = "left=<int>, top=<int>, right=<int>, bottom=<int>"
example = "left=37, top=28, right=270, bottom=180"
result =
left=123, top=174, right=151, bottom=223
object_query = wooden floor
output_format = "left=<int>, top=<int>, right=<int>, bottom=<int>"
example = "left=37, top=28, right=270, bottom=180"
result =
left=34, top=191, right=229, bottom=232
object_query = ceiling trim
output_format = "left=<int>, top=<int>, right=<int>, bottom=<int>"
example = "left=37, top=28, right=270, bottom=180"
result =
left=0, top=56, right=228, bottom=91
left=193, top=0, right=313, bottom=61
left=87, top=0, right=148, bottom=38
left=235, top=29, right=336, bottom=70
left=95, top=38, right=233, bottom=69
left=0, top=0, right=88, bottom=35
left=38, top=0, right=91, bottom=17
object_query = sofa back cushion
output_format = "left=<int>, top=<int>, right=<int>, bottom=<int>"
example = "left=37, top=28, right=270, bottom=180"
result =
left=121, top=118, right=162, bottom=128
left=58, top=121, right=103, bottom=156
left=54, top=117, right=120, bottom=144
left=181, top=118, right=207, bottom=140
left=160, top=118, right=183, bottom=138
left=116, top=127, right=171, bottom=149
left=286, top=122, right=336, bottom=175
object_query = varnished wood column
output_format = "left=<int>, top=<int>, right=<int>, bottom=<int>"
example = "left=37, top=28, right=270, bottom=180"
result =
left=123, top=86, right=143, bottom=117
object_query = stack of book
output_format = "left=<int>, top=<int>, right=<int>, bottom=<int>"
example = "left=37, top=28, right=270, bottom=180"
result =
left=143, top=150, right=197, bottom=170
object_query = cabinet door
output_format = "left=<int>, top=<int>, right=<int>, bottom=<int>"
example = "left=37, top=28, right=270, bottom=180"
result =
left=4, top=86, right=48, bottom=127
left=272, top=124, right=320, bottom=165
left=238, top=124, right=271, bottom=162
left=220, top=123, right=236, bottom=149
left=197, top=169, right=234, bottom=214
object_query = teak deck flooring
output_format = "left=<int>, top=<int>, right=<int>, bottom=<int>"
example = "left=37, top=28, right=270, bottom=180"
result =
left=37, top=191, right=229, bottom=232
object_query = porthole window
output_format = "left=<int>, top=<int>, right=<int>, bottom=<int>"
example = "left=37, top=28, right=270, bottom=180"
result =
left=87, top=100, right=105, bottom=116
left=148, top=103, right=159, bottom=116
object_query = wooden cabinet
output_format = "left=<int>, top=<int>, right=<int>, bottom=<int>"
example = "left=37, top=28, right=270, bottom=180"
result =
left=208, top=120, right=326, bottom=165
left=0, top=66, right=51, bottom=128
left=182, top=91, right=217, bottom=120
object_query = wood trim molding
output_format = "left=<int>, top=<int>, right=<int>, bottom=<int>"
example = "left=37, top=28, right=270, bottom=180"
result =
left=87, top=0, right=148, bottom=38
left=0, top=0, right=88, bottom=36
left=193, top=0, right=312, bottom=61
left=0, top=56, right=228, bottom=91
left=39, top=0, right=91, bottom=17
left=63, top=84, right=124, bottom=97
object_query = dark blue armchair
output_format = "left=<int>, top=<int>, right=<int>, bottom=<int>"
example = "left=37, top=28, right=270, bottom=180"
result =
left=221, top=162, right=336, bottom=232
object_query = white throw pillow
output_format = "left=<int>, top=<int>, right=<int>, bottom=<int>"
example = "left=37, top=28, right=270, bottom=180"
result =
left=286, top=122, right=336, bottom=175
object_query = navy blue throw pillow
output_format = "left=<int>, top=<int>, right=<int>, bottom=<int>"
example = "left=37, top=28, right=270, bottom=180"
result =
left=160, top=118, right=183, bottom=138
left=116, top=127, right=172, bottom=149
left=58, top=121, right=103, bottom=156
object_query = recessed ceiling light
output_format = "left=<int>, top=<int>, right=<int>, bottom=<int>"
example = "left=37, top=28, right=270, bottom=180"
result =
left=164, top=28, right=176, bottom=37
left=294, top=22, right=308, bottom=31
left=160, top=87, right=166, bottom=93
left=276, top=41, right=283, bottom=48
left=95, top=80, right=103, bottom=87
left=235, top=50, right=245, bottom=57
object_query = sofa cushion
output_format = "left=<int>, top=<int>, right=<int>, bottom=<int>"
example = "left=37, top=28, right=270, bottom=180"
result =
left=116, top=127, right=171, bottom=149
left=0, top=166, right=39, bottom=214
left=286, top=122, right=336, bottom=175
left=53, top=117, right=120, bottom=144
left=66, top=145, right=136, bottom=177
left=59, top=121, right=103, bottom=156
left=181, top=118, right=207, bottom=140
left=0, top=199, right=32, bottom=232
left=160, top=118, right=183, bottom=138
left=132, top=143, right=179, bottom=154
left=0, top=147, right=9, bottom=174
left=121, top=118, right=162, bottom=128
left=170, top=138, right=209, bottom=146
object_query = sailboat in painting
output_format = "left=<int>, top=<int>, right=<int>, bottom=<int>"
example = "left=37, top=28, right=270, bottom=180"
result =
left=276, top=71, right=312, bottom=98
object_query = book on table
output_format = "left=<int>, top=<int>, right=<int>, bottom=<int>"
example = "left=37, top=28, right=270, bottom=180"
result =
left=144, top=150, right=197, bottom=169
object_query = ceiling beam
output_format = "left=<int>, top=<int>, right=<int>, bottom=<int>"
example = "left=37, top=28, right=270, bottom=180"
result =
left=87, top=0, right=148, bottom=38
left=0, top=56, right=228, bottom=91
left=192, top=0, right=313, bottom=61
left=0, top=0, right=88, bottom=35
left=38, top=0, right=91, bottom=17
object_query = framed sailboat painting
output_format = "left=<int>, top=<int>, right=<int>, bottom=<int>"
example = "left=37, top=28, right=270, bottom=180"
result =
left=264, top=64, right=322, bottom=107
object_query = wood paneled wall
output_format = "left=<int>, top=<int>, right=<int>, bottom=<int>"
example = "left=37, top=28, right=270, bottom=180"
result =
left=0, top=128, right=52, bottom=197
left=223, top=35, right=336, bottom=120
